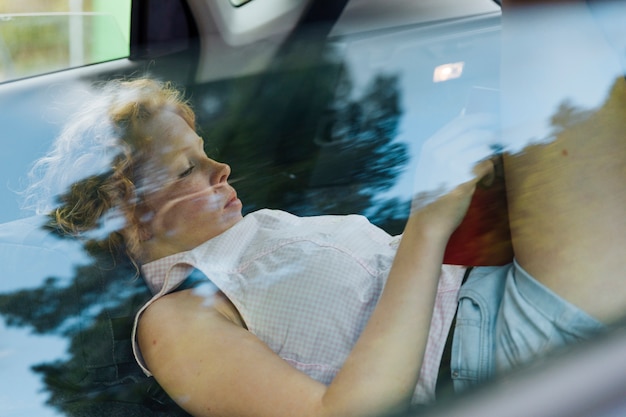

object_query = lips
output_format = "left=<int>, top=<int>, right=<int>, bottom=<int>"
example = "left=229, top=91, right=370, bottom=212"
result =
left=225, top=192, right=240, bottom=209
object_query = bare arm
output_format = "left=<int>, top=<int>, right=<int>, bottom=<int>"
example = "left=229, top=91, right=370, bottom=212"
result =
left=137, top=161, right=493, bottom=417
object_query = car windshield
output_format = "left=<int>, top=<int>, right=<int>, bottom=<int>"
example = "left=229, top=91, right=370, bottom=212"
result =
left=1, top=1, right=626, bottom=417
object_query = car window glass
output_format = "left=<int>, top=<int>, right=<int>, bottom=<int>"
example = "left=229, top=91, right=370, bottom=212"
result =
left=2, top=1, right=626, bottom=416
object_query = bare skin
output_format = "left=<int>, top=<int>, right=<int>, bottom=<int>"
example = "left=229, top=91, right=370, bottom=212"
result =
left=504, top=77, right=626, bottom=323
left=134, top=109, right=495, bottom=417
left=502, top=0, right=626, bottom=324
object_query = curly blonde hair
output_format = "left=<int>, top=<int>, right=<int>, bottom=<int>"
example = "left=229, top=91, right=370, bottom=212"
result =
left=23, top=78, right=196, bottom=264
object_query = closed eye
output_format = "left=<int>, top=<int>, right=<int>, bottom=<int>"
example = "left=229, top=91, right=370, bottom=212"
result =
left=179, top=164, right=195, bottom=178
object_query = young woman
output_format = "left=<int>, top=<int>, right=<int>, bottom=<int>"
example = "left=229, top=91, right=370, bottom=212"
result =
left=26, top=75, right=616, bottom=417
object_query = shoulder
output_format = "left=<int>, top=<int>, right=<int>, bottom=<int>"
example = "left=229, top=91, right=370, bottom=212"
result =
left=136, top=289, right=248, bottom=392
left=138, top=289, right=245, bottom=339
left=135, top=288, right=325, bottom=417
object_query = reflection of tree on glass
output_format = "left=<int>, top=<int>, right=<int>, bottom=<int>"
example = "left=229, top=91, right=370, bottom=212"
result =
left=0, top=221, right=189, bottom=416
left=9, top=77, right=494, bottom=417
left=199, top=46, right=409, bottom=226
left=10, top=67, right=625, bottom=417
left=1, top=41, right=411, bottom=415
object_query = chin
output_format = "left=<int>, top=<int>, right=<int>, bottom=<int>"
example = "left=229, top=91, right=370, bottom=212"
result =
left=224, top=211, right=244, bottom=227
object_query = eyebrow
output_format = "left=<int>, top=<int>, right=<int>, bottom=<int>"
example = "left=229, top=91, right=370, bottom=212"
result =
left=176, top=137, right=203, bottom=154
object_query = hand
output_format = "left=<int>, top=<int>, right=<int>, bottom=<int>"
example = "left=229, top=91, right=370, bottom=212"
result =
left=410, top=158, right=495, bottom=240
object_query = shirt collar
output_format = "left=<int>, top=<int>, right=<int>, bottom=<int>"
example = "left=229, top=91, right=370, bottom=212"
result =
left=141, top=252, right=193, bottom=295
left=140, top=211, right=261, bottom=295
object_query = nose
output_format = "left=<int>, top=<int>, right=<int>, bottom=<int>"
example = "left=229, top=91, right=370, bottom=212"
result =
left=209, top=159, right=231, bottom=185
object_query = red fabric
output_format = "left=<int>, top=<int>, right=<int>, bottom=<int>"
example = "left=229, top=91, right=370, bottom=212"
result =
left=444, top=176, right=514, bottom=266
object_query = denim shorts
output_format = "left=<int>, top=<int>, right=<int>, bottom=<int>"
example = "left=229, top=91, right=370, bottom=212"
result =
left=450, top=260, right=605, bottom=393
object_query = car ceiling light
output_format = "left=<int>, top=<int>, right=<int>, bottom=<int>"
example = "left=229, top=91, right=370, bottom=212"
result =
left=433, top=62, right=464, bottom=82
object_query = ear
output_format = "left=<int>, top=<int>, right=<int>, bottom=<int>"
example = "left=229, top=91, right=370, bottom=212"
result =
left=137, top=223, right=153, bottom=242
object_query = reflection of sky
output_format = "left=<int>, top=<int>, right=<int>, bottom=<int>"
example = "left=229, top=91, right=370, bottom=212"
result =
left=0, top=80, right=88, bottom=223
left=338, top=1, right=626, bottom=202
left=0, top=324, right=66, bottom=417
left=0, top=97, right=68, bottom=414
left=335, top=14, right=501, bottom=202
left=501, top=2, right=626, bottom=152
left=1, top=185, right=90, bottom=417
left=1, top=78, right=88, bottom=417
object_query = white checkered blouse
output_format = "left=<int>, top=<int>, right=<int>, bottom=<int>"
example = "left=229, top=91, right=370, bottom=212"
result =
left=132, top=209, right=465, bottom=403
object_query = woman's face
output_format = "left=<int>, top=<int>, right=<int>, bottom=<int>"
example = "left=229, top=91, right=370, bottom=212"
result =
left=135, top=108, right=243, bottom=259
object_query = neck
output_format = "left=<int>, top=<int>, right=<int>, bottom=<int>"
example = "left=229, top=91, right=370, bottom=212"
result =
left=140, top=238, right=187, bottom=264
